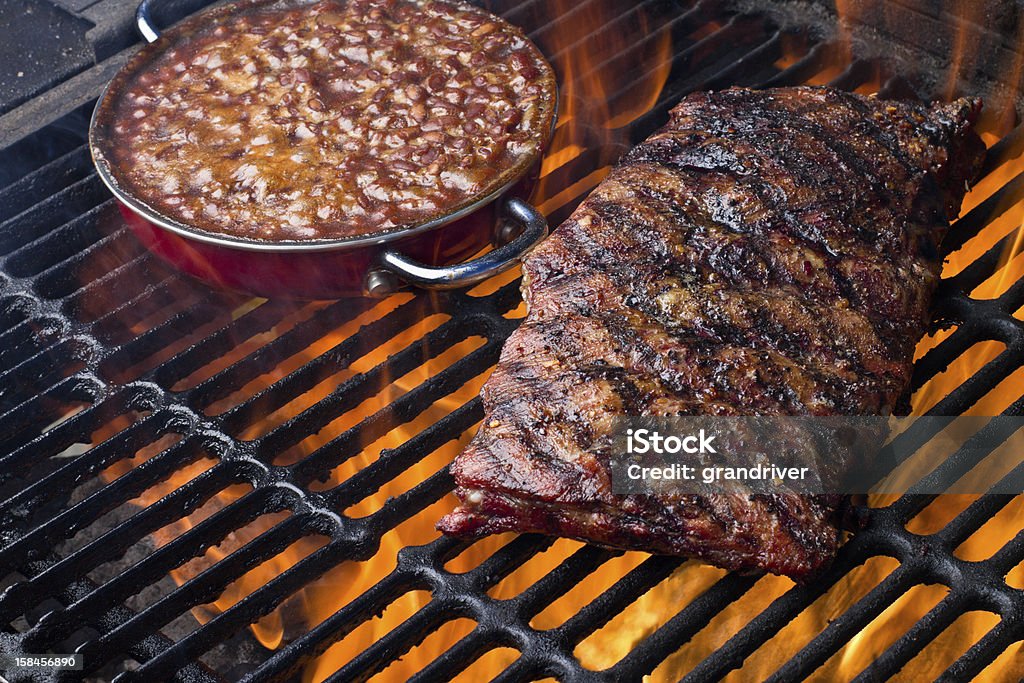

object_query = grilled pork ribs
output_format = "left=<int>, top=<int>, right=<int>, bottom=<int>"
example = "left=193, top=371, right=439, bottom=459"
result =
left=438, top=87, right=985, bottom=581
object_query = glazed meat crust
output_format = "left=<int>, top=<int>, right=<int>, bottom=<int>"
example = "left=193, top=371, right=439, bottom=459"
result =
left=438, top=87, right=984, bottom=581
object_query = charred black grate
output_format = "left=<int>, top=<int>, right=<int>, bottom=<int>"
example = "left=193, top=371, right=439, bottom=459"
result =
left=1, top=0, right=1023, bottom=682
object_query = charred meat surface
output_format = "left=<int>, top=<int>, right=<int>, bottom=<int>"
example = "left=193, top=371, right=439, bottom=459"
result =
left=438, top=86, right=984, bottom=581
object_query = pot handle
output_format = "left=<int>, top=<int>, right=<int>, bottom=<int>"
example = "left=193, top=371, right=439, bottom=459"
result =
left=136, top=0, right=162, bottom=43
left=365, top=196, right=548, bottom=296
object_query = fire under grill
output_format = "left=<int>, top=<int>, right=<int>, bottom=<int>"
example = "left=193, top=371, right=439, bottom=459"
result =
left=1, top=0, right=1023, bottom=681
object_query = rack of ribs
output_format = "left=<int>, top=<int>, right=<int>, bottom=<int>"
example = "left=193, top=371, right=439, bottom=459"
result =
left=438, top=86, right=985, bottom=581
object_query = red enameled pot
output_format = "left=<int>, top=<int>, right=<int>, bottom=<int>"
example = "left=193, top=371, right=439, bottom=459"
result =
left=90, top=0, right=554, bottom=299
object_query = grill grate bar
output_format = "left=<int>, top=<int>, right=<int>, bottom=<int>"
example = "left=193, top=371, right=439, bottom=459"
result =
left=555, top=555, right=683, bottom=649
left=63, top=256, right=175, bottom=325
left=1002, top=276, right=1024, bottom=311
left=405, top=629, right=497, bottom=683
left=943, top=171, right=1024, bottom=256
left=145, top=299, right=336, bottom=390
left=71, top=262, right=181, bottom=331
left=4, top=202, right=119, bottom=280
left=981, top=125, right=1024, bottom=177
left=510, top=545, right=619, bottom=619
left=10, top=553, right=220, bottom=683
left=0, top=372, right=105, bottom=461
left=826, top=59, right=875, bottom=90
left=123, top=535, right=348, bottom=682
left=887, top=396, right=1024, bottom=524
left=0, top=317, right=64, bottom=369
left=211, top=301, right=441, bottom=428
left=944, top=621, right=1024, bottom=682
left=487, top=657, right=543, bottom=683
left=19, top=465, right=250, bottom=651
left=179, top=299, right=376, bottom=409
left=0, top=454, right=239, bottom=624
left=366, top=468, right=456, bottom=534
left=988, top=527, right=1024, bottom=574
left=531, top=0, right=671, bottom=64
left=0, top=379, right=121, bottom=493
left=0, top=145, right=93, bottom=223
left=0, top=409, right=173, bottom=566
left=762, top=42, right=832, bottom=87
left=757, top=563, right=918, bottom=683
left=935, top=489, right=1022, bottom=550
left=558, top=4, right=712, bottom=118
left=0, top=339, right=90, bottom=411
left=908, top=323, right=982, bottom=394
left=0, top=294, right=34, bottom=327
left=701, top=31, right=784, bottom=91
left=461, top=535, right=559, bottom=593
left=611, top=573, right=759, bottom=681
left=98, top=297, right=237, bottom=379
left=251, top=317, right=494, bottom=457
left=904, top=415, right=1023, bottom=497
left=0, top=409, right=174, bottom=535
left=80, top=514, right=310, bottom=674
left=850, top=594, right=965, bottom=683
left=251, top=534, right=559, bottom=682
left=942, top=241, right=1021, bottom=298
left=321, top=602, right=448, bottom=683
left=247, top=570, right=417, bottom=682
left=287, top=334, right=506, bottom=485
left=925, top=341, right=1022, bottom=416
left=31, top=223, right=140, bottom=300
left=322, top=399, right=480, bottom=509
left=0, top=175, right=109, bottom=256
left=624, top=14, right=774, bottom=136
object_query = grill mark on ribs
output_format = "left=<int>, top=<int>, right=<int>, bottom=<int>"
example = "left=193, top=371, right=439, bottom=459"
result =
left=555, top=191, right=904, bottom=383
left=438, top=86, right=985, bottom=581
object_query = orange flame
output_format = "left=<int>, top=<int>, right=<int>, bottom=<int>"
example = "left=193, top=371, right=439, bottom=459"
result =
left=535, top=0, right=672, bottom=213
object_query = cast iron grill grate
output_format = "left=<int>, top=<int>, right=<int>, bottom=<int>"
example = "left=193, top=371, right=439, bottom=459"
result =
left=0, top=0, right=1022, bottom=681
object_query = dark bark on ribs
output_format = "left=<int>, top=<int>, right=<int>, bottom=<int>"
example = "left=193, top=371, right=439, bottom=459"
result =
left=437, top=86, right=984, bottom=581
